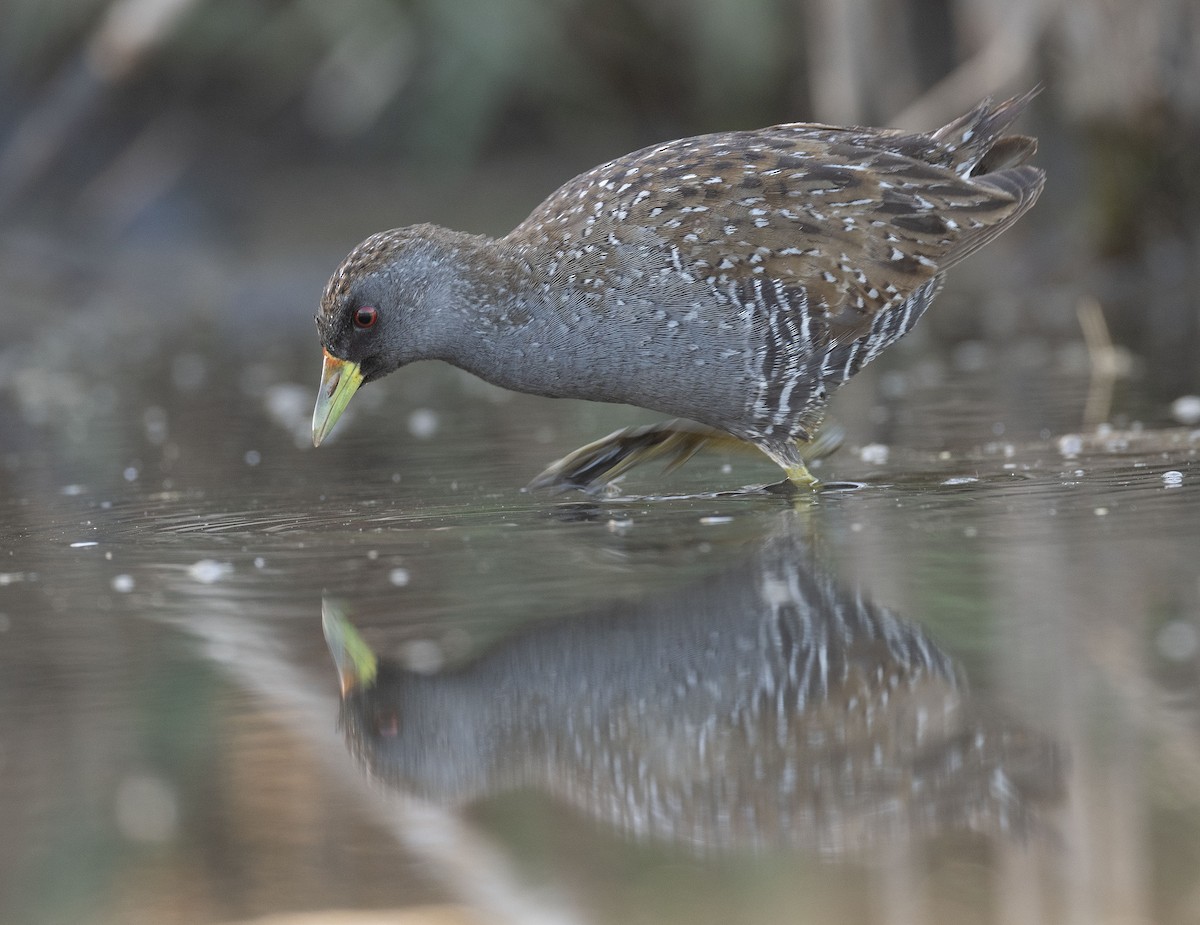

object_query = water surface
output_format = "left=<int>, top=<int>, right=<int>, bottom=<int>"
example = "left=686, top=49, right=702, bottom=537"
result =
left=2, top=230, right=1199, bottom=925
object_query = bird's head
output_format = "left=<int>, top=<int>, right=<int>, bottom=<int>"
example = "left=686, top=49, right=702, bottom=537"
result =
left=311, top=225, right=459, bottom=446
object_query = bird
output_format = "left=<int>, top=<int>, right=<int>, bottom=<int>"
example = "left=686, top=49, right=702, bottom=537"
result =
left=311, top=90, right=1044, bottom=491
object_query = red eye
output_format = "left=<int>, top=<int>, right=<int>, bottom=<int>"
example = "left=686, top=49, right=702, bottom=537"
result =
left=353, top=306, right=378, bottom=329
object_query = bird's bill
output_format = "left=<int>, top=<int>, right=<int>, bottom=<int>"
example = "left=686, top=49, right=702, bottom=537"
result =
left=321, top=598, right=378, bottom=696
left=312, top=351, right=363, bottom=446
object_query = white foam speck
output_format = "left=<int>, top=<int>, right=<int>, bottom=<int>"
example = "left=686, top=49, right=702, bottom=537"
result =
left=859, top=444, right=889, bottom=466
left=402, top=639, right=444, bottom=674
left=407, top=409, right=440, bottom=440
left=388, top=567, right=410, bottom=587
left=1170, top=395, right=1200, bottom=425
left=112, top=574, right=135, bottom=593
left=188, top=560, right=233, bottom=584
left=1057, top=434, right=1083, bottom=457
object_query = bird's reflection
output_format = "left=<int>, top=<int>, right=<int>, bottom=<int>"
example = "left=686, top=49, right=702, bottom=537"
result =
left=324, top=515, right=1061, bottom=856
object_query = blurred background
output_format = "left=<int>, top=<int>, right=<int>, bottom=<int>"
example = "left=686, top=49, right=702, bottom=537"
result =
left=0, top=0, right=1198, bottom=376
left=3, top=3, right=1200, bottom=925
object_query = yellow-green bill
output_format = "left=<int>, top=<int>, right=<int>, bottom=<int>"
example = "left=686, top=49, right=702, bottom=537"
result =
left=321, top=598, right=378, bottom=695
left=312, top=351, right=363, bottom=446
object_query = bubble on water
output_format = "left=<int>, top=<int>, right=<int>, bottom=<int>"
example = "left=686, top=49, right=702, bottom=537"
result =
left=265, top=383, right=309, bottom=423
left=859, top=444, right=889, bottom=465
left=188, top=560, right=233, bottom=584
left=264, top=383, right=318, bottom=447
left=1057, top=434, right=1083, bottom=457
left=115, top=773, right=178, bottom=843
left=123, top=466, right=139, bottom=482
left=1170, top=395, right=1200, bottom=425
left=1094, top=507, right=1109, bottom=517
left=407, top=409, right=439, bottom=440
left=112, top=574, right=135, bottom=592
left=388, top=567, right=410, bottom=587
left=607, top=518, right=634, bottom=534
left=253, top=557, right=266, bottom=569
left=70, top=541, right=99, bottom=548
left=700, top=516, right=733, bottom=525
left=60, top=484, right=86, bottom=496
left=1162, top=470, right=1184, bottom=487
left=243, top=450, right=261, bottom=466
left=1156, top=620, right=1199, bottom=662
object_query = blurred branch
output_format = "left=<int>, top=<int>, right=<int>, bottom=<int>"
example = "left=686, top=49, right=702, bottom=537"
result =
left=1076, top=295, right=1134, bottom=427
left=0, top=0, right=199, bottom=214
left=806, top=0, right=869, bottom=124
left=891, top=0, right=1055, bottom=128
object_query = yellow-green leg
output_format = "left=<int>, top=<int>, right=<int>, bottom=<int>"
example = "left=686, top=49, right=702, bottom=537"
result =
left=528, top=420, right=839, bottom=493
left=785, top=462, right=820, bottom=488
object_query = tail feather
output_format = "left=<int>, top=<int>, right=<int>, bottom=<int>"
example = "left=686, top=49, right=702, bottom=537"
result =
left=973, top=134, right=1038, bottom=175
left=934, top=87, right=1041, bottom=176
left=941, top=164, right=1046, bottom=268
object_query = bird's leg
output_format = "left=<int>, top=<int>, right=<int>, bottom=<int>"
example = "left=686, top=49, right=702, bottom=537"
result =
left=786, top=462, right=819, bottom=487
left=529, top=420, right=842, bottom=493
left=758, top=428, right=844, bottom=492
left=527, top=420, right=728, bottom=492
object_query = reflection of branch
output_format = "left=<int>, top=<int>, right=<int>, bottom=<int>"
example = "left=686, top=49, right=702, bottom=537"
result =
left=157, top=595, right=578, bottom=925
left=1076, top=296, right=1134, bottom=428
